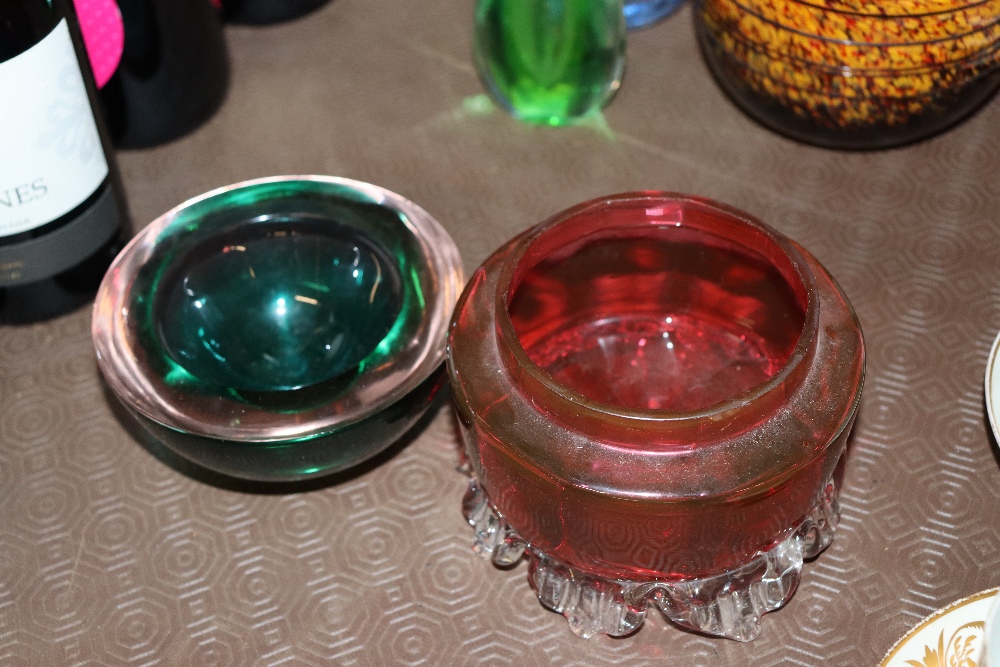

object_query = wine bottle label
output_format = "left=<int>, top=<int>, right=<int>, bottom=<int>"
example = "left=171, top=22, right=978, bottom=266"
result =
left=0, top=20, right=110, bottom=239
left=0, top=185, right=120, bottom=286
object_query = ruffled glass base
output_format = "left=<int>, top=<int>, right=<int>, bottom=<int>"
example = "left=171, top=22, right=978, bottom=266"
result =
left=462, top=473, right=840, bottom=641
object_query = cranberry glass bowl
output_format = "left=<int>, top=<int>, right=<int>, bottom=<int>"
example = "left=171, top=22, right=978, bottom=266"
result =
left=93, top=176, right=463, bottom=482
left=447, top=192, right=864, bottom=640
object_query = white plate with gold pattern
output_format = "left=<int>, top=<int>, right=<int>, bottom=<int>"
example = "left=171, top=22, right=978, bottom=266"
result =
left=880, top=588, right=1000, bottom=667
left=986, top=592, right=1000, bottom=667
left=985, top=332, right=1000, bottom=443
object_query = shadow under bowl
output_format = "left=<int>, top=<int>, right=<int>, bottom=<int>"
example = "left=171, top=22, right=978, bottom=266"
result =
left=93, top=176, right=464, bottom=482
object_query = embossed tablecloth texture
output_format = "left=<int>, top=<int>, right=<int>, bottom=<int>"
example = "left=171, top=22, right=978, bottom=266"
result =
left=3, top=1, right=1000, bottom=665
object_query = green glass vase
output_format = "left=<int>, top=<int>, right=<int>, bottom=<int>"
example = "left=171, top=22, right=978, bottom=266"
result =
left=474, top=0, right=626, bottom=125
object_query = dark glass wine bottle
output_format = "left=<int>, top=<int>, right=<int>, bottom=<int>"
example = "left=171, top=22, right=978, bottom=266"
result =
left=99, top=0, right=229, bottom=148
left=0, top=0, right=130, bottom=325
left=222, top=0, right=328, bottom=24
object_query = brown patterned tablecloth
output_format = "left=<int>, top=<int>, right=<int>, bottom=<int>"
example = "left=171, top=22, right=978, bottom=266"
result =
left=3, top=1, right=1000, bottom=664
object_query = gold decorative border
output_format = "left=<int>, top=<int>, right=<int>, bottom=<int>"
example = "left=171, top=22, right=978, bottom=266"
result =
left=880, top=588, right=1000, bottom=667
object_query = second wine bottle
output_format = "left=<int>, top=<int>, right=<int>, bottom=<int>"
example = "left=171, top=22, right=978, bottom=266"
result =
left=99, top=0, right=230, bottom=148
left=222, top=0, right=329, bottom=24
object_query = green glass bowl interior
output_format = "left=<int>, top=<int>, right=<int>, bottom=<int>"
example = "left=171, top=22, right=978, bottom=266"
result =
left=129, top=180, right=429, bottom=410
left=153, top=213, right=403, bottom=393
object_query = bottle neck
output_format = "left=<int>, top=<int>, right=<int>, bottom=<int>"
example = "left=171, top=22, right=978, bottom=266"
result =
left=0, top=0, right=59, bottom=62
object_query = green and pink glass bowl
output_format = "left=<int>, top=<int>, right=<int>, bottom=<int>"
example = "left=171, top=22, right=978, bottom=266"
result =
left=92, top=176, right=464, bottom=482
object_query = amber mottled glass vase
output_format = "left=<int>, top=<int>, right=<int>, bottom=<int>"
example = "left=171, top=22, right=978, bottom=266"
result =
left=447, top=192, right=865, bottom=640
left=696, top=0, right=1000, bottom=148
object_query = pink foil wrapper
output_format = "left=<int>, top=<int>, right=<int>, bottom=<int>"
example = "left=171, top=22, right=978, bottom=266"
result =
left=73, top=0, right=124, bottom=88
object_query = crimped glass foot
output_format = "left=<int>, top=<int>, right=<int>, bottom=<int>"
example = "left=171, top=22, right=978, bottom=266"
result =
left=462, top=475, right=840, bottom=640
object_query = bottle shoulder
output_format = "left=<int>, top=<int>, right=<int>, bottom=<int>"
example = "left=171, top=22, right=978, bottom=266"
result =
left=0, top=0, right=63, bottom=63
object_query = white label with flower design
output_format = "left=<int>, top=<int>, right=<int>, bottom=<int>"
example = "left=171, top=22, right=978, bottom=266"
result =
left=0, top=19, right=109, bottom=238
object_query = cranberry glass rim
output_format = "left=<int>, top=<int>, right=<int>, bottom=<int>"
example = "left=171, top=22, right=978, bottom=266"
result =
left=492, top=192, right=820, bottom=424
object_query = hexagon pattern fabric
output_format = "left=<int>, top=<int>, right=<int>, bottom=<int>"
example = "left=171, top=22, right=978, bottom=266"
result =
left=2, top=0, right=1000, bottom=664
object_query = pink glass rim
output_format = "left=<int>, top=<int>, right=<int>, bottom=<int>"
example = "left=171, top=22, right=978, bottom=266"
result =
left=491, top=192, right=820, bottom=426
